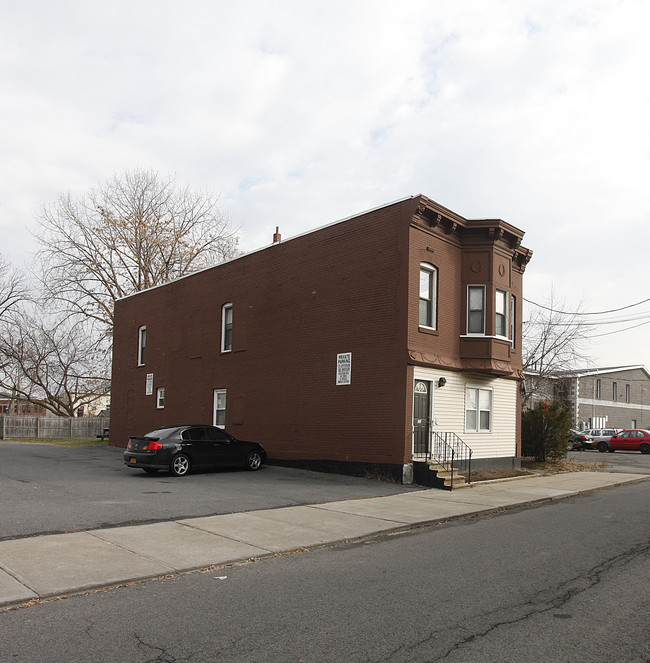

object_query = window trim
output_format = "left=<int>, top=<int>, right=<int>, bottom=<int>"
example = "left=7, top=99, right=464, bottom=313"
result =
left=418, top=263, right=438, bottom=330
left=465, top=385, right=493, bottom=433
left=467, top=285, right=486, bottom=335
left=137, top=326, right=147, bottom=366
left=221, top=303, right=233, bottom=353
left=156, top=387, right=165, bottom=409
left=213, top=389, right=226, bottom=428
left=495, top=288, right=509, bottom=338
left=510, top=294, right=516, bottom=347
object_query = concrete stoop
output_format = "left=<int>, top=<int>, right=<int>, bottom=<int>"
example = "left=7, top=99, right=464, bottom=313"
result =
left=423, top=462, right=469, bottom=490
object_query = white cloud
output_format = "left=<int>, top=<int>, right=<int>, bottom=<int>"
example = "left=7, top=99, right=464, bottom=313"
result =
left=1, top=0, right=649, bottom=368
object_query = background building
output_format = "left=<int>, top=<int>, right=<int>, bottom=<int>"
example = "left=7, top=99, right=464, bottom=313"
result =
left=525, top=366, right=650, bottom=430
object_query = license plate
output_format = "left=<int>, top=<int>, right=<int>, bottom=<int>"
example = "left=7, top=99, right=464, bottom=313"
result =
left=130, top=458, right=137, bottom=464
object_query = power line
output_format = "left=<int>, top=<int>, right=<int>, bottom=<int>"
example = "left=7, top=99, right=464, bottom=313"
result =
left=587, top=319, right=650, bottom=339
left=524, top=297, right=650, bottom=316
left=541, top=311, right=650, bottom=327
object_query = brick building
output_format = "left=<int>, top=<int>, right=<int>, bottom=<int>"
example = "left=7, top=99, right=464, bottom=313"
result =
left=527, top=366, right=650, bottom=430
left=110, top=195, right=532, bottom=482
left=0, top=399, right=50, bottom=416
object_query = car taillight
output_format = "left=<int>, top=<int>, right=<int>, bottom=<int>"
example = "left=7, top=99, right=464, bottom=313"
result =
left=143, top=441, right=163, bottom=451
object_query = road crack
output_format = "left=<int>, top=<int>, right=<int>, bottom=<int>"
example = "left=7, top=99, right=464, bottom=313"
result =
left=384, top=539, right=650, bottom=662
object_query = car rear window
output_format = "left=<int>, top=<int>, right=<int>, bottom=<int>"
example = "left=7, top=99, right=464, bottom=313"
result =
left=145, top=427, right=178, bottom=438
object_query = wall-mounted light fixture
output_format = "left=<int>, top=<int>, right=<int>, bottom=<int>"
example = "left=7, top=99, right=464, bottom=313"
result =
left=437, top=377, right=447, bottom=388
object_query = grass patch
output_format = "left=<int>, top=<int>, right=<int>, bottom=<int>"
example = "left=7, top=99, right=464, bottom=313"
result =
left=522, top=458, right=608, bottom=474
left=469, top=467, right=534, bottom=482
left=470, top=457, right=608, bottom=483
left=1, top=438, right=108, bottom=447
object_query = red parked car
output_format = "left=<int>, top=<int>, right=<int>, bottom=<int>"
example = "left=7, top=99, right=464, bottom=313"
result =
left=597, top=429, right=650, bottom=454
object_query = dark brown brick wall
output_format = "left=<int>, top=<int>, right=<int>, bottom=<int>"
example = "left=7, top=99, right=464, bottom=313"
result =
left=112, top=199, right=415, bottom=464
left=111, top=196, right=529, bottom=467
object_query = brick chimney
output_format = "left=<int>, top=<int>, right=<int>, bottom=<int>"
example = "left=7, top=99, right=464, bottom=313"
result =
left=273, top=226, right=281, bottom=243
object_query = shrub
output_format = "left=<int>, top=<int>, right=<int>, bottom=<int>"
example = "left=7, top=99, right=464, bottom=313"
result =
left=522, top=400, right=572, bottom=462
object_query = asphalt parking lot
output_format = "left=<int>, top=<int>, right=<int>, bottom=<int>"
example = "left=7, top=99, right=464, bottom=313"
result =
left=0, top=442, right=419, bottom=540
left=567, top=447, right=650, bottom=474
left=3, top=442, right=648, bottom=542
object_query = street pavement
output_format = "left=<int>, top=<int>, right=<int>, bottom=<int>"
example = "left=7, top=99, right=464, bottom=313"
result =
left=0, top=471, right=647, bottom=609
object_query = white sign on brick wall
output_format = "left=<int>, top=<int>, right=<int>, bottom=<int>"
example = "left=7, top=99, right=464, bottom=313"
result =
left=146, top=373, right=154, bottom=395
left=336, top=353, right=352, bottom=386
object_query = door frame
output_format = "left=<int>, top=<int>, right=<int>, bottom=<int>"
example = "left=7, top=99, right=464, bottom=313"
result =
left=412, top=377, right=434, bottom=457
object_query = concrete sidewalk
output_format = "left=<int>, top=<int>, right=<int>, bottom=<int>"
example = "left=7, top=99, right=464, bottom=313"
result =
left=0, top=471, right=647, bottom=608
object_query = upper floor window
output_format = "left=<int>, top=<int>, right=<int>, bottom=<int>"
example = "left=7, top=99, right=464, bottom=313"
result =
left=595, top=379, right=601, bottom=399
left=465, top=386, right=492, bottom=432
left=467, top=286, right=485, bottom=334
left=156, top=387, right=165, bottom=409
left=612, top=382, right=618, bottom=401
left=221, top=303, right=233, bottom=352
left=495, top=289, right=509, bottom=338
left=419, top=263, right=437, bottom=329
left=626, top=384, right=631, bottom=403
left=138, top=326, right=146, bottom=366
left=510, top=295, right=516, bottom=347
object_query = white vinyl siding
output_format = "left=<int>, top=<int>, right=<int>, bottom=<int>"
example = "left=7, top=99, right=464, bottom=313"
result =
left=413, top=368, right=517, bottom=460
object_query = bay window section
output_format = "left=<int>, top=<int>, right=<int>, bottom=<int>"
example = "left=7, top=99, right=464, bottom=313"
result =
left=467, top=286, right=485, bottom=334
left=495, top=289, right=508, bottom=337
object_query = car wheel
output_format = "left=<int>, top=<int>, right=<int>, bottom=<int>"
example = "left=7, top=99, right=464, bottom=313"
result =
left=640, top=444, right=650, bottom=454
left=143, top=468, right=159, bottom=474
left=245, top=451, right=262, bottom=471
left=170, top=454, right=191, bottom=476
left=597, top=441, right=608, bottom=453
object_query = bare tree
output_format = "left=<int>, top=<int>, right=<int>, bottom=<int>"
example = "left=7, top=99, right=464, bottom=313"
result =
left=0, top=254, right=28, bottom=322
left=522, top=289, right=590, bottom=407
left=0, top=313, right=110, bottom=417
left=35, top=168, right=240, bottom=334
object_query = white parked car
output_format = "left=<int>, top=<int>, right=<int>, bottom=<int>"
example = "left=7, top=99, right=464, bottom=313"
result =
left=579, top=428, right=620, bottom=450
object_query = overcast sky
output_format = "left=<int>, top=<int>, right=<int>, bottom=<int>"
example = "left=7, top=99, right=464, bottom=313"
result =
left=1, top=0, right=649, bottom=371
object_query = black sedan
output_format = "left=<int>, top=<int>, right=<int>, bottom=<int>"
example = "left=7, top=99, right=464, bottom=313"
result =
left=124, top=425, right=267, bottom=476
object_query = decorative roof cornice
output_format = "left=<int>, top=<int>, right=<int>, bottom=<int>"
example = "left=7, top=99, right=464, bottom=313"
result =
left=413, top=195, right=533, bottom=268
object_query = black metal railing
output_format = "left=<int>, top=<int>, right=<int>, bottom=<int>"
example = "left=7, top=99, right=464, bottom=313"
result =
left=413, top=431, right=472, bottom=488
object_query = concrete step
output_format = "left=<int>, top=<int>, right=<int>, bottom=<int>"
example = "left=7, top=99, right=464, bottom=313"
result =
left=426, top=464, right=468, bottom=490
